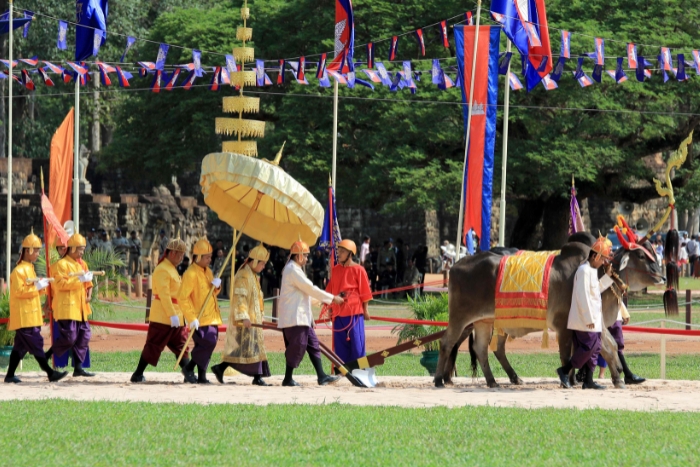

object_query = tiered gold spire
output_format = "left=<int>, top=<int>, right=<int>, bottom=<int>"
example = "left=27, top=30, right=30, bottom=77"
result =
left=216, top=0, right=264, bottom=157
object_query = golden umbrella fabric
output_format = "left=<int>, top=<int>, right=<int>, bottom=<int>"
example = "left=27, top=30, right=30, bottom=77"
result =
left=200, top=152, right=325, bottom=248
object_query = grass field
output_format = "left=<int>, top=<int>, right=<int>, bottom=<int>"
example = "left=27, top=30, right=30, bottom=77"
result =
left=14, top=351, right=700, bottom=381
left=0, top=400, right=698, bottom=466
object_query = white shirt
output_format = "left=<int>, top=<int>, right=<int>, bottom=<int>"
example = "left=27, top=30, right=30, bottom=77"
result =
left=567, top=262, right=614, bottom=332
left=686, top=239, right=698, bottom=256
left=360, top=242, right=370, bottom=264
left=278, top=261, right=334, bottom=328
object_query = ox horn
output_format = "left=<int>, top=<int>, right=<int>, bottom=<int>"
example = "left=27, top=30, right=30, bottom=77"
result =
left=614, top=226, right=631, bottom=250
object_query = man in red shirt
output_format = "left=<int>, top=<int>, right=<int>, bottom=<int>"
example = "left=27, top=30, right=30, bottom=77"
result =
left=325, top=240, right=372, bottom=364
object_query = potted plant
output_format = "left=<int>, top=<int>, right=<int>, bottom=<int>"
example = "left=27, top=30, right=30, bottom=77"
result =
left=0, top=289, right=13, bottom=369
left=392, top=293, right=448, bottom=376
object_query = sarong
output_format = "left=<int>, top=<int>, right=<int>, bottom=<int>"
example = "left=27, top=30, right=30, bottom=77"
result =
left=12, top=327, right=45, bottom=359
left=571, top=331, right=601, bottom=372
left=190, top=325, right=218, bottom=369
left=332, top=314, right=365, bottom=363
left=608, top=320, right=625, bottom=352
left=141, top=322, right=189, bottom=366
left=53, top=320, right=91, bottom=364
left=282, top=326, right=321, bottom=369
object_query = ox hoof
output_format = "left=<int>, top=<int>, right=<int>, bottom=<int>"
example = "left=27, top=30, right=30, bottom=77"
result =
left=487, top=381, right=500, bottom=389
left=434, top=378, right=445, bottom=388
left=510, top=377, right=524, bottom=386
left=613, top=380, right=626, bottom=389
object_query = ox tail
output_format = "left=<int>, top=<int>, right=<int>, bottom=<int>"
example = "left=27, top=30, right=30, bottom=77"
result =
left=468, top=331, right=478, bottom=378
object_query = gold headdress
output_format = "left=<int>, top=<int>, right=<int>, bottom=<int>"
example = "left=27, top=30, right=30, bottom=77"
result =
left=248, top=243, right=269, bottom=267
left=67, top=233, right=87, bottom=253
left=21, top=228, right=42, bottom=253
left=591, top=233, right=613, bottom=260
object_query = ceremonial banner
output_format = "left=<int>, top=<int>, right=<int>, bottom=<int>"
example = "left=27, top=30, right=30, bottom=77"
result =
left=121, top=36, right=136, bottom=62
left=48, top=108, right=75, bottom=246
left=490, top=0, right=552, bottom=91
left=568, top=178, right=585, bottom=235
left=454, top=26, right=500, bottom=251
left=75, top=0, right=108, bottom=61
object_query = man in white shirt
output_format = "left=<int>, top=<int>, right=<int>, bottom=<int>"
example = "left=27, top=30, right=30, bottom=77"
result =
left=686, top=235, right=699, bottom=276
left=278, top=239, right=344, bottom=387
left=359, top=236, right=370, bottom=264
left=556, top=235, right=615, bottom=390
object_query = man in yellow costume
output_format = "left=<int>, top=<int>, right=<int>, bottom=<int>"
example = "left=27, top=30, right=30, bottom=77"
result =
left=4, top=231, right=68, bottom=384
left=44, top=233, right=95, bottom=377
left=212, top=244, right=271, bottom=386
left=179, top=238, right=222, bottom=384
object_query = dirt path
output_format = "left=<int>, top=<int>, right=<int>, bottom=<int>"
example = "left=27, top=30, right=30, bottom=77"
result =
left=2, top=372, right=699, bottom=412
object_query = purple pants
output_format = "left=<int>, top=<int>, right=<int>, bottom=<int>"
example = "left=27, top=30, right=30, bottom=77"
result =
left=191, top=325, right=218, bottom=370
left=13, top=327, right=45, bottom=359
left=333, top=314, right=366, bottom=363
left=142, top=322, right=189, bottom=367
left=608, top=320, right=625, bottom=352
left=282, top=326, right=321, bottom=369
left=571, top=330, right=601, bottom=372
left=53, top=320, right=91, bottom=364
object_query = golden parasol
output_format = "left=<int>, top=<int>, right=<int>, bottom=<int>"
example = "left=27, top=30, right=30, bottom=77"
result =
left=199, top=148, right=325, bottom=248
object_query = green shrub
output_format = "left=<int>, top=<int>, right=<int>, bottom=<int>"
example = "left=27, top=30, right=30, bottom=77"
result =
left=392, top=293, right=448, bottom=351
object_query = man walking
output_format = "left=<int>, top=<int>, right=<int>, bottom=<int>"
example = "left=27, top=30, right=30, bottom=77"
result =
left=686, top=234, right=698, bottom=276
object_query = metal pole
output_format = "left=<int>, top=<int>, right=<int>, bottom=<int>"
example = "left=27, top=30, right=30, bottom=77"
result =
left=6, top=0, right=13, bottom=283
left=73, top=78, right=80, bottom=232
left=498, top=40, right=512, bottom=247
left=331, top=79, right=339, bottom=193
left=660, top=320, right=666, bottom=380
left=455, top=0, right=483, bottom=255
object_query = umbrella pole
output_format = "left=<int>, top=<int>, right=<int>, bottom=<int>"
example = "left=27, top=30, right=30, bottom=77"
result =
left=174, top=192, right=263, bottom=370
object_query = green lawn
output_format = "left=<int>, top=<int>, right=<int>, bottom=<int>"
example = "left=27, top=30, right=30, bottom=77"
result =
left=0, top=400, right=698, bottom=466
left=14, top=351, right=700, bottom=381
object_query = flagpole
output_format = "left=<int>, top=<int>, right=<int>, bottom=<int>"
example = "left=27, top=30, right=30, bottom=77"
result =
left=455, top=0, right=483, bottom=255
left=73, top=76, right=80, bottom=232
left=6, top=0, right=13, bottom=283
left=331, top=80, right=339, bottom=193
left=498, top=40, right=512, bottom=247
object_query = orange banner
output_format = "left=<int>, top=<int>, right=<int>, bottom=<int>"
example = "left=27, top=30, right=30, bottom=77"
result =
left=48, top=108, right=74, bottom=246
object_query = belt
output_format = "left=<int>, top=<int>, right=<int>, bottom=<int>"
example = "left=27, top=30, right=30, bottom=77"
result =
left=153, top=295, right=178, bottom=304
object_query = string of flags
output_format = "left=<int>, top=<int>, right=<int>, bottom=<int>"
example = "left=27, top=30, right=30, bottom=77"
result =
left=8, top=7, right=700, bottom=96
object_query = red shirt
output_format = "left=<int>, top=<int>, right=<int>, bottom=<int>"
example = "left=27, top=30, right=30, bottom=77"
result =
left=326, top=264, right=372, bottom=317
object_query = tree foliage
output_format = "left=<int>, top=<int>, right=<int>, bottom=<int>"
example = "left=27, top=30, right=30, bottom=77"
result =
left=7, top=0, right=700, bottom=246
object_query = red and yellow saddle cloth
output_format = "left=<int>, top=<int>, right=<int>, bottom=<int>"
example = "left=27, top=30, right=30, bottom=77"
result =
left=494, top=250, right=559, bottom=348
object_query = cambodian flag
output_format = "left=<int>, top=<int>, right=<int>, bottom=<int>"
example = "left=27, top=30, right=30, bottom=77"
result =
left=328, top=0, right=354, bottom=73
left=75, top=0, right=108, bottom=61
left=319, top=179, right=342, bottom=267
left=454, top=26, right=500, bottom=251
left=490, top=0, right=552, bottom=91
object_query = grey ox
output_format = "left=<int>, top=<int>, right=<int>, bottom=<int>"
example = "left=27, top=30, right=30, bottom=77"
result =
left=435, top=232, right=665, bottom=389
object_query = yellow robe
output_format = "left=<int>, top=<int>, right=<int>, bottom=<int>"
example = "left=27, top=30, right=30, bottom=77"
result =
left=179, top=263, right=222, bottom=327
left=222, top=265, right=266, bottom=364
left=49, top=257, right=92, bottom=317
left=9, top=261, right=46, bottom=331
left=53, top=256, right=93, bottom=321
left=149, top=259, right=183, bottom=326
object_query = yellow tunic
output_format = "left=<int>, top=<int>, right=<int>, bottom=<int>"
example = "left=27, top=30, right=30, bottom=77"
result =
left=149, top=259, right=184, bottom=326
left=9, top=261, right=46, bottom=331
left=53, top=256, right=93, bottom=321
left=49, top=258, right=93, bottom=316
left=222, top=265, right=266, bottom=364
left=179, top=263, right=222, bottom=327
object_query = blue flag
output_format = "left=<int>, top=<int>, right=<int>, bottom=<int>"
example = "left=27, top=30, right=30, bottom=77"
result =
left=57, top=21, right=68, bottom=50
left=155, top=43, right=169, bottom=70
left=120, top=36, right=136, bottom=62
left=93, top=29, right=105, bottom=57
left=75, top=0, right=108, bottom=61
left=23, top=10, right=33, bottom=38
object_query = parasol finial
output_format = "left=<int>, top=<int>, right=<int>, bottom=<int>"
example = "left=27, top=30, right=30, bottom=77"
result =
left=272, top=141, right=286, bottom=166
